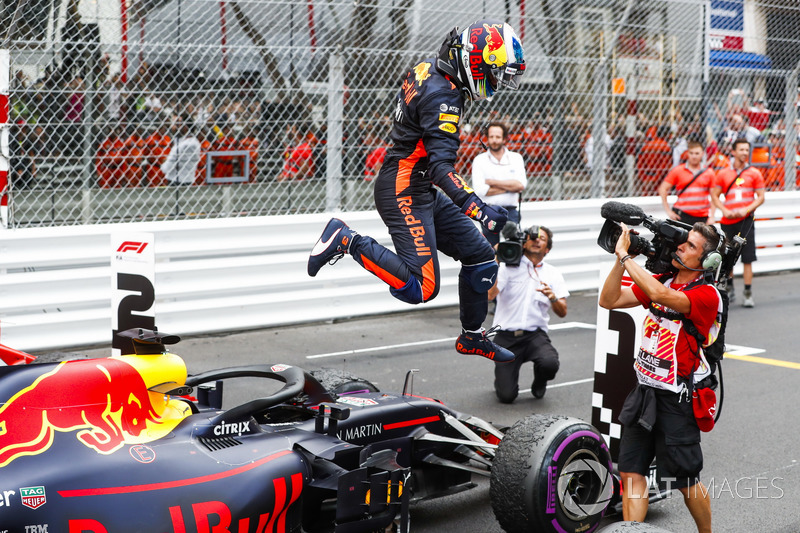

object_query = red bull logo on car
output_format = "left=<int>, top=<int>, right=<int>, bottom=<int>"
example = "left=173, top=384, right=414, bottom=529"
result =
left=0, top=358, right=172, bottom=467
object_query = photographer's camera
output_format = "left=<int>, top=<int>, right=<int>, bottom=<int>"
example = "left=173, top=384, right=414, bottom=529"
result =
left=497, top=222, right=525, bottom=266
left=497, top=222, right=543, bottom=266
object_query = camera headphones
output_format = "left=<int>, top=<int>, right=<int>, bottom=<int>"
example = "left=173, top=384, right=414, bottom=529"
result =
left=700, top=226, right=726, bottom=271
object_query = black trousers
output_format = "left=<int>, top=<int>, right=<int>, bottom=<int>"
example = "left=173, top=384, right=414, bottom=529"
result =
left=492, top=329, right=560, bottom=403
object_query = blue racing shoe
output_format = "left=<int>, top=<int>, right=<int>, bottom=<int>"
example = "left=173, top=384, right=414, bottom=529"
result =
left=308, top=218, right=357, bottom=277
left=455, top=327, right=515, bottom=363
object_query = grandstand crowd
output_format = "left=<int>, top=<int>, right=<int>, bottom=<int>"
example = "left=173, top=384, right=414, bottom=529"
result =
left=7, top=64, right=799, bottom=194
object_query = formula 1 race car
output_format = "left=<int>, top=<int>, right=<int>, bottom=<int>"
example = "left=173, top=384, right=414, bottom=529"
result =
left=0, top=329, right=617, bottom=533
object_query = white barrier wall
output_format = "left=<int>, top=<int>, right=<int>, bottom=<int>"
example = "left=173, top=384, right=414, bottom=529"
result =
left=2, top=193, right=800, bottom=352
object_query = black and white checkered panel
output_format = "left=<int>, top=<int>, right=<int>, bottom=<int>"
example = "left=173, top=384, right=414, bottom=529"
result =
left=592, top=291, right=646, bottom=462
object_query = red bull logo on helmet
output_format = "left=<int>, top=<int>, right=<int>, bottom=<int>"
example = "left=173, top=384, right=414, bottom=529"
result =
left=0, top=358, right=167, bottom=467
left=482, top=23, right=508, bottom=68
left=467, top=22, right=508, bottom=98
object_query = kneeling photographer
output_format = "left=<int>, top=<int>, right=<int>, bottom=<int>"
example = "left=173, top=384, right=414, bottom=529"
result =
left=488, top=224, right=568, bottom=403
left=598, top=205, right=725, bottom=533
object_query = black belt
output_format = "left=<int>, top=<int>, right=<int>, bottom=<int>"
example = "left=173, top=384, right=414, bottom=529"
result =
left=501, top=329, right=539, bottom=337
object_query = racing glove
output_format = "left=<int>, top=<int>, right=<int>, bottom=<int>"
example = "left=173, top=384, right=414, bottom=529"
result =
left=461, top=193, right=508, bottom=234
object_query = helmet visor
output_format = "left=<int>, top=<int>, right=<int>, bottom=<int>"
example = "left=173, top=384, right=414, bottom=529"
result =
left=493, top=31, right=525, bottom=91
left=499, top=61, right=525, bottom=90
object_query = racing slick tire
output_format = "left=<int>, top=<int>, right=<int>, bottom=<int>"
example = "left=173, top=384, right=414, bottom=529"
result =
left=308, top=368, right=380, bottom=394
left=596, top=521, right=675, bottom=533
left=490, top=414, right=613, bottom=533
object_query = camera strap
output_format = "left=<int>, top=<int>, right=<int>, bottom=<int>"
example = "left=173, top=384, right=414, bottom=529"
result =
left=723, top=165, right=751, bottom=197
left=675, top=166, right=709, bottom=198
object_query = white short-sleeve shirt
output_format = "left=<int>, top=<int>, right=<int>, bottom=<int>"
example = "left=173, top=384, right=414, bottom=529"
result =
left=492, top=255, right=569, bottom=332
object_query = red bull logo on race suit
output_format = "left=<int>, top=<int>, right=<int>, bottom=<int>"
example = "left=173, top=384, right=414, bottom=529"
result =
left=0, top=358, right=166, bottom=467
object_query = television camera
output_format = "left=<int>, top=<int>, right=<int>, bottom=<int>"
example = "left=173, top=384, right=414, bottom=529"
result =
left=597, top=201, right=743, bottom=282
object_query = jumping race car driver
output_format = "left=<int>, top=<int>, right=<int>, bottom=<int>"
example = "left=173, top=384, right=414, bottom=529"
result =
left=308, top=20, right=526, bottom=362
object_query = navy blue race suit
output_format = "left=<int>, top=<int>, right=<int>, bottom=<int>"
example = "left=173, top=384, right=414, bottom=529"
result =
left=348, top=58, right=497, bottom=330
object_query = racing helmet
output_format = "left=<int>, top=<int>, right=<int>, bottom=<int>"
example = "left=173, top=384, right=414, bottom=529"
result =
left=438, top=20, right=526, bottom=101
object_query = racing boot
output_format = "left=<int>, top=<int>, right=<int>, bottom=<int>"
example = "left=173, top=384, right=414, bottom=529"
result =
left=455, top=326, right=515, bottom=363
left=308, top=218, right=359, bottom=277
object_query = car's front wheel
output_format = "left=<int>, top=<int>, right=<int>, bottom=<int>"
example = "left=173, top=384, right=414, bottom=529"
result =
left=308, top=368, right=380, bottom=394
left=490, top=414, right=614, bottom=533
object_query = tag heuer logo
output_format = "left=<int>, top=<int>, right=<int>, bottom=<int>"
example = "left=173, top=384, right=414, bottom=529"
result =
left=20, top=486, right=46, bottom=509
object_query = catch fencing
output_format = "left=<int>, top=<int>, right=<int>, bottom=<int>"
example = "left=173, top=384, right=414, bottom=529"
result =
left=2, top=0, right=800, bottom=228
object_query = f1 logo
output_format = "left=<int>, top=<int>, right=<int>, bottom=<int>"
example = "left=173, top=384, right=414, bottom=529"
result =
left=117, top=241, right=148, bottom=254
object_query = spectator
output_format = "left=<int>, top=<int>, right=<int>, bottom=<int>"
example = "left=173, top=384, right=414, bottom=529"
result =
left=609, top=122, right=627, bottom=176
left=162, top=115, right=202, bottom=186
left=62, top=77, right=85, bottom=158
left=363, top=127, right=387, bottom=181
left=763, top=130, right=795, bottom=191
left=746, top=99, right=771, bottom=132
left=741, top=114, right=764, bottom=145
left=123, top=123, right=146, bottom=188
left=637, top=126, right=672, bottom=196
left=488, top=225, right=568, bottom=402
left=143, top=123, right=172, bottom=187
left=96, top=123, right=128, bottom=189
left=278, top=123, right=315, bottom=182
left=456, top=123, right=482, bottom=176
left=523, top=113, right=553, bottom=178
left=104, top=73, right=123, bottom=123
left=239, top=126, right=260, bottom=182
left=471, top=122, right=526, bottom=246
left=11, top=70, right=29, bottom=90
left=717, top=113, right=744, bottom=148
left=709, top=139, right=732, bottom=172
left=9, top=122, right=37, bottom=190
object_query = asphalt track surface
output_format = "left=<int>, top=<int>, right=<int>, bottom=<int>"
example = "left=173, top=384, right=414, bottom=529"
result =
left=77, top=269, right=800, bottom=533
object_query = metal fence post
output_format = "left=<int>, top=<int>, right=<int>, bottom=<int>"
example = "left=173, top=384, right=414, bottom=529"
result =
left=591, top=57, right=608, bottom=198
left=785, top=63, right=798, bottom=192
left=326, top=49, right=344, bottom=212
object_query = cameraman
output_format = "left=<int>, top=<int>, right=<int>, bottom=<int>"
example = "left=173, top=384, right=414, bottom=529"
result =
left=599, top=222, right=721, bottom=533
left=488, top=226, right=568, bottom=402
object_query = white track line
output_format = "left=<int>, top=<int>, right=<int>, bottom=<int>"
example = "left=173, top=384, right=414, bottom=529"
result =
left=305, top=322, right=595, bottom=360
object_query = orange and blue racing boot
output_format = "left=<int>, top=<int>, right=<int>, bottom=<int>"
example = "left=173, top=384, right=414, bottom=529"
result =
left=308, top=218, right=358, bottom=277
